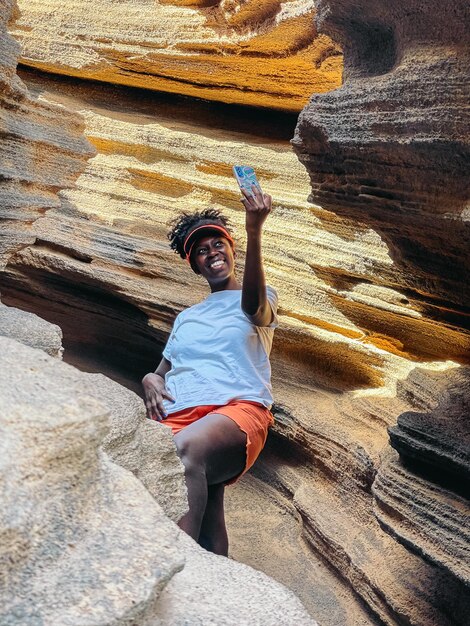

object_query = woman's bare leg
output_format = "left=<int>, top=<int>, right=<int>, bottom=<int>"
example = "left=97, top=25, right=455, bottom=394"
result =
left=198, top=484, right=228, bottom=555
left=174, top=412, right=246, bottom=547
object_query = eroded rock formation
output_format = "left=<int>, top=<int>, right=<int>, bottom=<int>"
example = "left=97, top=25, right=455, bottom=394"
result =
left=12, top=0, right=342, bottom=111
left=292, top=0, right=470, bottom=623
left=374, top=366, right=470, bottom=586
left=0, top=0, right=94, bottom=269
left=0, top=335, right=316, bottom=625
left=2, top=0, right=469, bottom=624
left=292, top=0, right=470, bottom=317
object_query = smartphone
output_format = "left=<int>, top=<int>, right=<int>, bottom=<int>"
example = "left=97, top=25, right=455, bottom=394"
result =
left=233, top=165, right=262, bottom=197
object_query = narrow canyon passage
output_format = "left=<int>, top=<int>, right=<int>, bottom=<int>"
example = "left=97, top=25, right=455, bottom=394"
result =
left=2, top=0, right=469, bottom=624
left=2, top=65, right=468, bottom=626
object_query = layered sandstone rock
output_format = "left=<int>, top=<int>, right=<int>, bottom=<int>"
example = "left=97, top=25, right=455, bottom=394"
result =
left=389, top=368, right=470, bottom=492
left=374, top=367, right=470, bottom=586
left=3, top=1, right=470, bottom=624
left=255, top=373, right=470, bottom=626
left=2, top=70, right=468, bottom=625
left=0, top=0, right=94, bottom=270
left=292, top=0, right=470, bottom=622
left=1, top=4, right=317, bottom=623
left=5, top=70, right=467, bottom=391
left=12, top=0, right=342, bottom=111
left=0, top=336, right=316, bottom=625
left=373, top=449, right=470, bottom=587
left=2, top=71, right=465, bottom=425
left=292, top=0, right=470, bottom=317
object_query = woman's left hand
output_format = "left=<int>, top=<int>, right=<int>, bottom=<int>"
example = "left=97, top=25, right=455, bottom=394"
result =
left=241, top=186, right=272, bottom=235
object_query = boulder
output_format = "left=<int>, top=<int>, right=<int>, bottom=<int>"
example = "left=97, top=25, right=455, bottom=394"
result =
left=0, top=336, right=316, bottom=625
left=0, top=300, right=187, bottom=522
left=0, top=336, right=184, bottom=625
left=0, top=301, right=63, bottom=357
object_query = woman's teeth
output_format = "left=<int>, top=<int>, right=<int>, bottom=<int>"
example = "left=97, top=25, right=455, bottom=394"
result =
left=210, top=260, right=224, bottom=269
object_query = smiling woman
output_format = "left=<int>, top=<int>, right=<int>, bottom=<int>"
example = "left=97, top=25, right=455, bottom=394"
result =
left=142, top=189, right=278, bottom=555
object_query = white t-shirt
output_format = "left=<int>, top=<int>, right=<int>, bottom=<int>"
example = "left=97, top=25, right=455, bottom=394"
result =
left=162, top=287, right=278, bottom=414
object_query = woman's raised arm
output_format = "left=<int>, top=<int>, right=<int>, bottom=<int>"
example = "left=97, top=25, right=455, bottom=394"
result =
left=240, top=186, right=273, bottom=327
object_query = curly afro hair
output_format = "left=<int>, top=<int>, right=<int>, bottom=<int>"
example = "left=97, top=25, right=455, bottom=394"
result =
left=167, top=208, right=233, bottom=273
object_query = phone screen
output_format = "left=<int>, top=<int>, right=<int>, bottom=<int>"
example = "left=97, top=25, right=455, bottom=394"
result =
left=233, top=165, right=262, bottom=196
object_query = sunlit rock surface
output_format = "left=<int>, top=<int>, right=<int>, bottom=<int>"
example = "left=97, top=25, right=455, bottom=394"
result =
left=2, top=70, right=468, bottom=625
left=2, top=0, right=470, bottom=623
left=12, top=0, right=342, bottom=111
left=0, top=336, right=316, bottom=626
left=0, top=336, right=183, bottom=625
left=292, top=0, right=470, bottom=622
left=292, top=0, right=470, bottom=316
left=0, top=0, right=94, bottom=270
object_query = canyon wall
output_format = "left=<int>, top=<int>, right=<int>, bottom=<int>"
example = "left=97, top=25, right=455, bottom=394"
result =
left=292, top=0, right=470, bottom=620
left=0, top=0, right=94, bottom=269
left=11, top=0, right=342, bottom=111
left=0, top=2, right=316, bottom=623
left=2, top=0, right=469, bottom=624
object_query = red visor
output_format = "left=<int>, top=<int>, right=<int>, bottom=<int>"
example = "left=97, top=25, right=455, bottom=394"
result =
left=183, top=224, right=234, bottom=264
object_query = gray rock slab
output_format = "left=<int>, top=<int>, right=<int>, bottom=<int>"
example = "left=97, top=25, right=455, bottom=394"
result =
left=91, top=372, right=188, bottom=523
left=0, top=336, right=184, bottom=625
left=0, top=301, right=63, bottom=357
left=0, top=310, right=187, bottom=521
left=0, top=336, right=316, bottom=625
left=157, top=529, right=318, bottom=626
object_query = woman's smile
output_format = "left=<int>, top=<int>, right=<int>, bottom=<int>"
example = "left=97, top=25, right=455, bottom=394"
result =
left=208, top=258, right=225, bottom=270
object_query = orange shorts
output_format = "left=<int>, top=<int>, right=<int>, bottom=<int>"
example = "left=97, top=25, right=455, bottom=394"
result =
left=162, top=400, right=274, bottom=485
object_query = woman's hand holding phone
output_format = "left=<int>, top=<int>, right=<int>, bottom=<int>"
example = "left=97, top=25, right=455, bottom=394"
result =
left=233, top=165, right=272, bottom=234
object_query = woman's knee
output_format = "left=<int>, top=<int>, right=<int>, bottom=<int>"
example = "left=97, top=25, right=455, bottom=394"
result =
left=174, top=432, right=206, bottom=476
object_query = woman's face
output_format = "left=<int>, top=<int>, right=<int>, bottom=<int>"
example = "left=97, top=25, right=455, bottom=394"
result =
left=193, top=235, right=236, bottom=286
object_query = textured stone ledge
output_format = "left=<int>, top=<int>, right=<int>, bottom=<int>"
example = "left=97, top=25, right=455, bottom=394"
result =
left=0, top=336, right=184, bottom=624
left=373, top=449, right=470, bottom=587
left=0, top=0, right=94, bottom=270
left=389, top=367, right=470, bottom=491
left=0, top=300, right=63, bottom=357
left=12, top=0, right=342, bottom=112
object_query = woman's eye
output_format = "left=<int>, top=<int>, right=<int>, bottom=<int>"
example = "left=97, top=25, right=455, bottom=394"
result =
left=215, top=241, right=223, bottom=247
